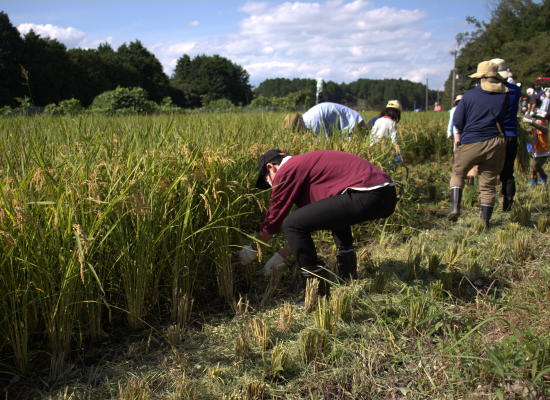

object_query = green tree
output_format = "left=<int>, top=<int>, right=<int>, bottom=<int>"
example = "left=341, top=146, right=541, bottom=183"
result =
left=19, top=30, right=75, bottom=106
left=0, top=11, right=25, bottom=107
left=171, top=54, right=252, bottom=107
left=445, top=0, right=550, bottom=101
left=116, top=40, right=169, bottom=103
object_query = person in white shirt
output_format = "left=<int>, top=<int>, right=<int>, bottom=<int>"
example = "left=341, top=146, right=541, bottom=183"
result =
left=370, top=100, right=403, bottom=159
left=283, top=102, right=366, bottom=139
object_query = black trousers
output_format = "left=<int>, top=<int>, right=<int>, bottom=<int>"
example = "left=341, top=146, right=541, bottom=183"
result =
left=282, top=185, right=397, bottom=268
left=499, top=136, right=518, bottom=199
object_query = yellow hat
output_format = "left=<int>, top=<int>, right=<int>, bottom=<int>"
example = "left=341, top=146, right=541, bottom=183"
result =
left=386, top=100, right=402, bottom=111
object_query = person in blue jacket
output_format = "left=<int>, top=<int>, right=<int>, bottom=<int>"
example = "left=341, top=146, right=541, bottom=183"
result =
left=490, top=58, right=521, bottom=212
left=448, top=61, right=510, bottom=229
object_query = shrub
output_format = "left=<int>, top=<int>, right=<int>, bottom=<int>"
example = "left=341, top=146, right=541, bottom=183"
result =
left=202, top=98, right=238, bottom=111
left=91, top=87, right=157, bottom=114
left=44, top=98, right=84, bottom=116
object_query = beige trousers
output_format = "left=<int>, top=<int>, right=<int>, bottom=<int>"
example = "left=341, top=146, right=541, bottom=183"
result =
left=450, top=135, right=506, bottom=206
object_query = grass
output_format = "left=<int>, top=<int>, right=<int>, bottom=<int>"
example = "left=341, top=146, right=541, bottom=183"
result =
left=1, top=111, right=549, bottom=399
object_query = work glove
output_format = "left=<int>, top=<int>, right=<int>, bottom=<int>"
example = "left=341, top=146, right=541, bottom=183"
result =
left=238, top=244, right=257, bottom=265
left=522, top=116, right=533, bottom=124
left=394, top=154, right=402, bottom=165
left=257, top=251, right=285, bottom=276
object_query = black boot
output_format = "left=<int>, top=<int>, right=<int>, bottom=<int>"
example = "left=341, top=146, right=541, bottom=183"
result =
left=447, top=187, right=463, bottom=222
left=502, top=196, right=513, bottom=212
left=480, top=205, right=494, bottom=230
left=300, top=263, right=332, bottom=298
left=336, top=246, right=357, bottom=281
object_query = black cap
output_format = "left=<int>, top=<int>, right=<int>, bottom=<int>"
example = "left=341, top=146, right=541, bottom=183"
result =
left=255, top=149, right=288, bottom=190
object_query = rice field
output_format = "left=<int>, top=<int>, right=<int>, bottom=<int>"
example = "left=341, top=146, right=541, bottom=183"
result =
left=1, top=111, right=549, bottom=399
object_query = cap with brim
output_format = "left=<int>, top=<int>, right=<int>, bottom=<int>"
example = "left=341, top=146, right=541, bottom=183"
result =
left=455, top=94, right=463, bottom=101
left=489, top=58, right=513, bottom=79
left=469, top=61, right=505, bottom=81
left=255, top=149, right=288, bottom=190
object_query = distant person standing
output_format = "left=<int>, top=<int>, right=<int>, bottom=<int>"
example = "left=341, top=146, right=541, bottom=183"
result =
left=491, top=58, right=521, bottom=212
left=539, top=90, right=550, bottom=115
left=527, top=88, right=537, bottom=115
left=447, top=61, right=510, bottom=229
left=523, top=115, right=549, bottom=185
left=283, top=103, right=366, bottom=139
left=434, top=102, right=442, bottom=112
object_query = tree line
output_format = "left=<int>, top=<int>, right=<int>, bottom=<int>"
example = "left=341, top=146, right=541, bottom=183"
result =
left=442, top=0, right=550, bottom=108
left=0, top=11, right=253, bottom=109
left=255, top=78, right=441, bottom=111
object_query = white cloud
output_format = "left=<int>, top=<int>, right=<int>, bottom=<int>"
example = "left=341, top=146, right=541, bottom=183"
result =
left=17, top=23, right=111, bottom=50
left=18, top=23, right=86, bottom=48
left=152, top=1, right=454, bottom=88
left=16, top=1, right=456, bottom=89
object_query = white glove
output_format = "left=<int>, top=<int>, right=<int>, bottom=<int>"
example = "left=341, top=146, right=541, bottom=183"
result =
left=258, top=251, right=285, bottom=276
left=522, top=116, right=533, bottom=124
left=238, top=244, right=257, bottom=265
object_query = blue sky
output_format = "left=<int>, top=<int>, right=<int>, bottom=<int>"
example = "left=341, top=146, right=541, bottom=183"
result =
left=1, top=1, right=496, bottom=89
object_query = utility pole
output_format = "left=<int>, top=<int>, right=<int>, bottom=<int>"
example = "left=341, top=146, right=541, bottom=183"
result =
left=425, top=78, right=429, bottom=111
left=451, top=50, right=457, bottom=108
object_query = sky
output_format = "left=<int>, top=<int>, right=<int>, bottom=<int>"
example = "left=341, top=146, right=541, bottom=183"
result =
left=1, top=1, right=496, bottom=89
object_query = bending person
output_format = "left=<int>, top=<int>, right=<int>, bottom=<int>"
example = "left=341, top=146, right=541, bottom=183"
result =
left=283, top=102, right=366, bottom=139
left=370, top=100, right=403, bottom=160
left=238, top=149, right=396, bottom=300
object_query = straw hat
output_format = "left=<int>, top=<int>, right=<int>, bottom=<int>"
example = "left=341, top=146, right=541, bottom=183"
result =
left=489, top=58, right=513, bottom=79
left=468, top=61, right=505, bottom=81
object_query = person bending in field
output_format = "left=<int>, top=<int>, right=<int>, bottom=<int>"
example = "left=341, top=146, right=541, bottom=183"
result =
left=448, top=61, right=510, bottom=229
left=523, top=115, right=549, bottom=186
left=370, top=100, right=403, bottom=164
left=283, top=102, right=367, bottom=140
left=238, top=149, right=396, bottom=302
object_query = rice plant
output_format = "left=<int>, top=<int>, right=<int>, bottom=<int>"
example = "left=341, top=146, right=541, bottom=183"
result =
left=242, top=376, right=266, bottom=399
left=299, top=328, right=330, bottom=364
left=234, top=333, right=250, bottom=361
left=537, top=216, right=550, bottom=233
left=249, top=318, right=271, bottom=350
left=314, top=296, right=335, bottom=333
left=405, top=242, right=424, bottom=281
left=512, top=232, right=531, bottom=263
left=497, top=230, right=509, bottom=244
left=304, top=278, right=319, bottom=313
left=512, top=200, right=531, bottom=225
left=331, top=287, right=353, bottom=323
left=488, top=243, right=506, bottom=268
left=428, top=252, right=442, bottom=275
left=279, top=301, right=294, bottom=333
left=264, top=339, right=289, bottom=379
left=370, top=271, right=391, bottom=293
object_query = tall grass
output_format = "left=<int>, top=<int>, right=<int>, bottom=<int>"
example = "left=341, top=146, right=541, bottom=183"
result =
left=0, top=111, right=450, bottom=375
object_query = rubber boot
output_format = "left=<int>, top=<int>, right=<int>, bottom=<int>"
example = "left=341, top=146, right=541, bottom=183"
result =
left=480, top=205, right=494, bottom=230
left=336, top=246, right=357, bottom=281
left=530, top=177, right=537, bottom=186
left=502, top=196, right=514, bottom=212
left=300, top=263, right=331, bottom=298
left=541, top=173, right=547, bottom=185
left=447, top=187, right=462, bottom=222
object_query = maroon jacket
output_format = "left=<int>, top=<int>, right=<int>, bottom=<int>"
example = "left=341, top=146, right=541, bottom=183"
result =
left=260, top=150, right=393, bottom=234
